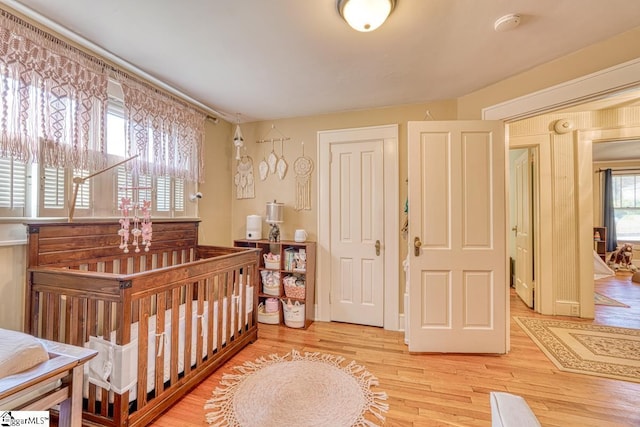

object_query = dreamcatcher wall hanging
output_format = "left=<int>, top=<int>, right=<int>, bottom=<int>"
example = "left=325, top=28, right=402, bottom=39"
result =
left=235, top=154, right=255, bottom=199
left=294, top=141, right=313, bottom=210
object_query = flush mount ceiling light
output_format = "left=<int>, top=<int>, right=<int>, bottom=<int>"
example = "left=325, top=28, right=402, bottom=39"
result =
left=337, top=0, right=396, bottom=32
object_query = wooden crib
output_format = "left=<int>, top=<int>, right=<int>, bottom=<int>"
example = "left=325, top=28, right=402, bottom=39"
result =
left=24, top=220, right=259, bottom=427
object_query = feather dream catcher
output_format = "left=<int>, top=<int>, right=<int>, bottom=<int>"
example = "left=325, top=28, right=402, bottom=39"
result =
left=235, top=155, right=255, bottom=199
left=294, top=141, right=313, bottom=210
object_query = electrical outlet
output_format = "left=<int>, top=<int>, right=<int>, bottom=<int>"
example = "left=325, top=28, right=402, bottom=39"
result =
left=570, top=305, right=579, bottom=316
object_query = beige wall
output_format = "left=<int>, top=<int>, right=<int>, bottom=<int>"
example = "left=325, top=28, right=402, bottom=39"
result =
left=225, top=102, right=457, bottom=246
left=0, top=244, right=26, bottom=330
left=198, top=119, right=234, bottom=245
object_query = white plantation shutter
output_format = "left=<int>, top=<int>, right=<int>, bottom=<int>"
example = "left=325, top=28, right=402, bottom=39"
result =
left=114, top=167, right=190, bottom=217
left=72, top=170, right=90, bottom=209
left=116, top=166, right=133, bottom=203
left=43, top=167, right=65, bottom=210
left=138, top=174, right=152, bottom=207
left=175, top=178, right=184, bottom=212
left=0, top=157, right=27, bottom=216
left=156, top=176, right=171, bottom=212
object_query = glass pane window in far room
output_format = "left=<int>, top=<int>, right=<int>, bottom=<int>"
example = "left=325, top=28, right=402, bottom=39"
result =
left=612, top=173, right=640, bottom=242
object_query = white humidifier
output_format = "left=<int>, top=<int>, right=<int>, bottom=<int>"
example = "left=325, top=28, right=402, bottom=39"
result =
left=246, top=215, right=262, bottom=240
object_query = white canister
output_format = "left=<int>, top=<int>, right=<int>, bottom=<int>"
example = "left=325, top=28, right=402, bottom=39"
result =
left=294, top=229, right=308, bottom=242
left=246, top=215, right=262, bottom=240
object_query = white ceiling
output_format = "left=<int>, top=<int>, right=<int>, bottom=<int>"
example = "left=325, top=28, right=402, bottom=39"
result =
left=3, top=0, right=640, bottom=122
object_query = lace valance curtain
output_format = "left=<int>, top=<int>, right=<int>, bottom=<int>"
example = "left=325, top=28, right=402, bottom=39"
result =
left=0, top=9, right=206, bottom=183
left=0, top=11, right=108, bottom=171
left=115, top=73, right=205, bottom=183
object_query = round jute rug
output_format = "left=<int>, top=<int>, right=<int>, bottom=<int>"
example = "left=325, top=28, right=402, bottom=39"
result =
left=204, top=349, right=388, bottom=426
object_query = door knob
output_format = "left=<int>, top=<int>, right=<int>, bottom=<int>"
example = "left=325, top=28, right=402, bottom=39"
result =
left=375, top=240, right=381, bottom=256
left=414, top=237, right=422, bottom=256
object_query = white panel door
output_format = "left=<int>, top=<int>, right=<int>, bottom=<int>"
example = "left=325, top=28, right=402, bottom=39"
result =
left=330, top=140, right=384, bottom=326
left=407, top=120, right=507, bottom=353
left=514, top=149, right=534, bottom=308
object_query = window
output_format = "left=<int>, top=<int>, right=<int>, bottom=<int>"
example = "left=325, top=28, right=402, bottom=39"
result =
left=0, top=10, right=201, bottom=222
left=0, top=157, right=28, bottom=217
left=1, top=101, right=194, bottom=219
left=612, top=173, right=640, bottom=241
left=115, top=167, right=186, bottom=217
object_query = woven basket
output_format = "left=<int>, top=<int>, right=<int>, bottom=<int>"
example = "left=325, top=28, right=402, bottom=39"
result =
left=284, top=282, right=305, bottom=299
left=261, top=270, right=280, bottom=295
left=257, top=303, right=280, bottom=324
left=282, top=300, right=305, bottom=328
left=263, top=253, right=280, bottom=270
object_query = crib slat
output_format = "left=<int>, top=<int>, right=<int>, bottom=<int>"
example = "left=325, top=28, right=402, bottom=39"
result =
left=84, top=298, right=98, bottom=418
left=113, top=392, right=125, bottom=427
left=206, top=278, right=215, bottom=357
left=183, top=286, right=193, bottom=377
left=224, top=272, right=232, bottom=345
left=193, top=280, right=203, bottom=367
left=99, top=386, right=108, bottom=418
left=43, top=293, right=55, bottom=341
left=65, top=296, right=80, bottom=345
left=155, top=292, right=166, bottom=396
left=137, top=297, right=150, bottom=409
left=214, top=275, right=223, bottom=353
left=170, top=288, right=180, bottom=385
left=29, top=290, right=40, bottom=336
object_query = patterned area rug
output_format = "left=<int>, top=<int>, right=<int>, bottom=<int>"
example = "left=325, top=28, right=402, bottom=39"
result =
left=514, top=317, right=640, bottom=383
left=594, top=292, right=630, bottom=307
left=204, top=349, right=388, bottom=426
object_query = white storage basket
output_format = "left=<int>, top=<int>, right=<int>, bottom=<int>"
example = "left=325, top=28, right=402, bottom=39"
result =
left=261, top=270, right=280, bottom=296
left=263, top=253, right=280, bottom=270
left=257, top=302, right=280, bottom=324
left=282, top=299, right=305, bottom=328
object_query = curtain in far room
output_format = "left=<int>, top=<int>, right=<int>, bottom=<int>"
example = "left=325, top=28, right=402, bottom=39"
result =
left=603, top=168, right=618, bottom=252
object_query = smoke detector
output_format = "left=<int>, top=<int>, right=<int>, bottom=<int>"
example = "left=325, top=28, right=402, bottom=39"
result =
left=494, top=14, right=521, bottom=32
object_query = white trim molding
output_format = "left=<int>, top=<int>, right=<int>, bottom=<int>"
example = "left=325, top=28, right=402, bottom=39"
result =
left=483, top=58, right=640, bottom=122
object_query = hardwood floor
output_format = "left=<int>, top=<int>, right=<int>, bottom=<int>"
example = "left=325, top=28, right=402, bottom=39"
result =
left=151, top=273, right=640, bottom=426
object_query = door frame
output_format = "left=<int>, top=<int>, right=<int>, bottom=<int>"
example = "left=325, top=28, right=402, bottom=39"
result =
left=512, top=148, right=535, bottom=308
left=317, top=124, right=399, bottom=329
left=485, top=57, right=640, bottom=318
left=508, top=141, right=552, bottom=314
